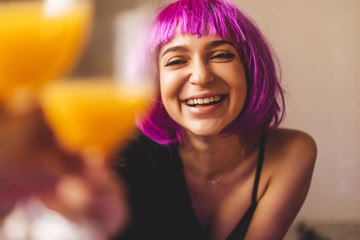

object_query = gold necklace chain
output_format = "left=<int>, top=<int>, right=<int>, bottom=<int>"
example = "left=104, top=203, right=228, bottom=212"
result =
left=183, top=149, right=242, bottom=184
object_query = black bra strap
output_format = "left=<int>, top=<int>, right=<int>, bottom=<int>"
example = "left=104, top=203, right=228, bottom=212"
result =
left=251, top=133, right=267, bottom=204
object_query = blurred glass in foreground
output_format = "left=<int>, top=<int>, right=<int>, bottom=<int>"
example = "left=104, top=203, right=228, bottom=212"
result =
left=41, top=78, right=152, bottom=162
left=0, top=0, right=153, bottom=239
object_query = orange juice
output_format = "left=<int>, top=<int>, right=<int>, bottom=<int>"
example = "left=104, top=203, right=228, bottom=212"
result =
left=0, top=1, right=93, bottom=103
left=41, top=80, right=152, bottom=155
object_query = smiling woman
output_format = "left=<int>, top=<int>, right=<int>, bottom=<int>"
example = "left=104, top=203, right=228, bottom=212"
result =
left=111, top=0, right=317, bottom=240
left=139, top=1, right=284, bottom=145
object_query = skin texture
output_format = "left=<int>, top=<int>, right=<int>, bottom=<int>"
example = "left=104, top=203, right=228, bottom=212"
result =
left=159, top=33, right=317, bottom=240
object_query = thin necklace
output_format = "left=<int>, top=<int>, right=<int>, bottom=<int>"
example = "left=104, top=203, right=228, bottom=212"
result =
left=183, top=149, right=243, bottom=184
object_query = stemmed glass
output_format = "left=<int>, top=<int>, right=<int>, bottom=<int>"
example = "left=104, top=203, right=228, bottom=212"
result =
left=0, top=0, right=153, bottom=163
left=41, top=78, right=152, bottom=163
left=0, top=0, right=93, bottom=105
left=38, top=1, right=154, bottom=163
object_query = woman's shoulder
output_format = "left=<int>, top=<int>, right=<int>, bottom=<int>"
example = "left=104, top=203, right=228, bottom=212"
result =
left=112, top=130, right=175, bottom=172
left=244, top=133, right=317, bottom=238
left=267, top=128, right=317, bottom=160
left=119, top=131, right=170, bottom=156
left=263, top=128, right=317, bottom=179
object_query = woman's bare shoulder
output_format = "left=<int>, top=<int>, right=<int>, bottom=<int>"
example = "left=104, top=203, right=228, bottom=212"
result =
left=267, top=128, right=317, bottom=161
left=264, top=128, right=317, bottom=179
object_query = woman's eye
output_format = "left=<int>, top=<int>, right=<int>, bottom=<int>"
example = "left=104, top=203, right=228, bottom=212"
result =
left=165, top=59, right=185, bottom=67
left=210, top=52, right=235, bottom=60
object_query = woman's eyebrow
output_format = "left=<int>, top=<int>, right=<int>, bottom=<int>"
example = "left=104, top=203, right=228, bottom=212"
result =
left=160, top=40, right=234, bottom=58
left=161, top=45, right=188, bottom=57
left=207, top=40, right=235, bottom=48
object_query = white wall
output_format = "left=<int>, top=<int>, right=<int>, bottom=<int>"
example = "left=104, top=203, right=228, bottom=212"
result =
left=233, top=0, right=360, bottom=223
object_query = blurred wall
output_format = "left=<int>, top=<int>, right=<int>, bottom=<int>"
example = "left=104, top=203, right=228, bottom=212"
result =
left=233, top=0, right=360, bottom=224
left=74, top=0, right=360, bottom=224
left=74, top=0, right=144, bottom=76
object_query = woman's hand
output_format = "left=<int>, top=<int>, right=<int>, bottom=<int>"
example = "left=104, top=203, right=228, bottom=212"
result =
left=0, top=96, right=128, bottom=239
left=0, top=101, right=73, bottom=216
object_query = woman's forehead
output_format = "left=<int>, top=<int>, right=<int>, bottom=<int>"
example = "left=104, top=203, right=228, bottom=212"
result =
left=159, top=32, right=233, bottom=54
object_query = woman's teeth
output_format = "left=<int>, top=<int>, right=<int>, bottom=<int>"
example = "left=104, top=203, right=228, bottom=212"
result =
left=185, top=95, right=222, bottom=106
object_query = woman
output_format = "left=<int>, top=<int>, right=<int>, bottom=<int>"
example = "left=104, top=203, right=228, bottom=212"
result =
left=112, top=0, right=317, bottom=239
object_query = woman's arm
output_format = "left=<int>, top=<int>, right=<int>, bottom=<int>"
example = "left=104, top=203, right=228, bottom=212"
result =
left=245, top=130, right=317, bottom=240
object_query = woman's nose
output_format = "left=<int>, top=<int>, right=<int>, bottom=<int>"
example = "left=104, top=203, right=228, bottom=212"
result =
left=189, top=58, right=215, bottom=87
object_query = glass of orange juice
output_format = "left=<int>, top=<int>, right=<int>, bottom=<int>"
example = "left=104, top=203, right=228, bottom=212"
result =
left=41, top=78, right=153, bottom=163
left=0, top=0, right=154, bottom=160
left=40, top=6, right=155, bottom=163
left=0, top=0, right=93, bottom=104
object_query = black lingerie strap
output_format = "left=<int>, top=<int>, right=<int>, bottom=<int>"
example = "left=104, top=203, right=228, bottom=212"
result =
left=226, top=133, right=267, bottom=240
left=251, top=133, right=267, bottom=204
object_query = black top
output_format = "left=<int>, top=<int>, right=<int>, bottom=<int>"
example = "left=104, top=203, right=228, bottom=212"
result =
left=111, top=133, right=266, bottom=240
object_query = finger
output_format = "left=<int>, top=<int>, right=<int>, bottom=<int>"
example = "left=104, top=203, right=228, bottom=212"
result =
left=1, top=88, right=40, bottom=117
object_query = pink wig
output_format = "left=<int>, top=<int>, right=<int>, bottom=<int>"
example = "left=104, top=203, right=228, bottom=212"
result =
left=139, top=0, right=285, bottom=145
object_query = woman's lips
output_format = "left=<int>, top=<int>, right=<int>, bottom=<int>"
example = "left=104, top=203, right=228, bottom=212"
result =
left=181, top=94, right=228, bottom=115
left=182, top=94, right=227, bottom=107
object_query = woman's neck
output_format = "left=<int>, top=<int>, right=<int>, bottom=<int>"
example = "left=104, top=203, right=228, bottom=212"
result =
left=179, top=131, right=249, bottom=182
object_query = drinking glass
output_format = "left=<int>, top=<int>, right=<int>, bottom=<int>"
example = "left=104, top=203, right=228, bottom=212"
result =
left=0, top=0, right=153, bottom=162
left=0, top=0, right=93, bottom=104
left=41, top=78, right=152, bottom=163
left=39, top=4, right=154, bottom=163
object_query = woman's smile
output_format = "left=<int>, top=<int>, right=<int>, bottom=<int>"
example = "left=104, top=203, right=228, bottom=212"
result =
left=182, top=94, right=226, bottom=107
left=180, top=94, right=228, bottom=117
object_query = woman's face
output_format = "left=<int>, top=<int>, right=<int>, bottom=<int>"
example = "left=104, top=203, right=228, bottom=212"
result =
left=158, top=33, right=247, bottom=137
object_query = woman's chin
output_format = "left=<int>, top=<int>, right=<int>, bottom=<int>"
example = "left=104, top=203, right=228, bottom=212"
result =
left=183, top=127, right=223, bottom=139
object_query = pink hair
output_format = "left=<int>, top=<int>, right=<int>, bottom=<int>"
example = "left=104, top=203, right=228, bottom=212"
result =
left=139, top=0, right=285, bottom=145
